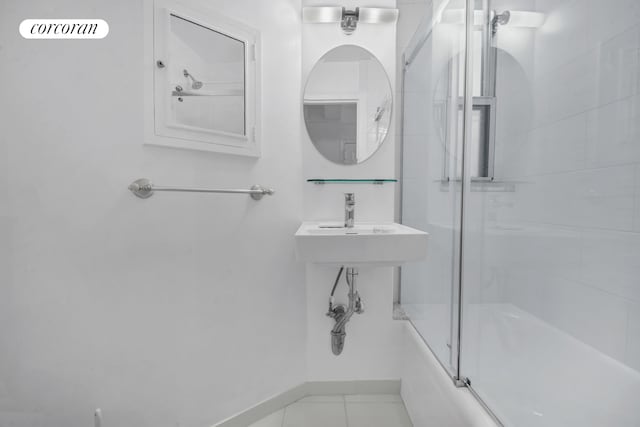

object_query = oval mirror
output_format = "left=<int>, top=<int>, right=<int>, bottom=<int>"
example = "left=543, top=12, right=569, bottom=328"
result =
left=303, top=45, right=392, bottom=165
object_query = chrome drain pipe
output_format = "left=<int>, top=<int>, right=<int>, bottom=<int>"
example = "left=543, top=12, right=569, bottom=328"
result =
left=327, top=267, right=364, bottom=355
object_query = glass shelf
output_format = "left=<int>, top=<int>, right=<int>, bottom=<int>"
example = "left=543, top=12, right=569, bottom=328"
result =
left=306, top=179, right=398, bottom=185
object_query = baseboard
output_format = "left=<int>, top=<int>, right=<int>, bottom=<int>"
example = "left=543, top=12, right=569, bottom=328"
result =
left=306, top=379, right=400, bottom=396
left=211, top=384, right=307, bottom=427
left=212, top=379, right=401, bottom=427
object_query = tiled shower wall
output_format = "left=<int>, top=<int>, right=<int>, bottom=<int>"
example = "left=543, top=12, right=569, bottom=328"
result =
left=487, top=0, right=640, bottom=371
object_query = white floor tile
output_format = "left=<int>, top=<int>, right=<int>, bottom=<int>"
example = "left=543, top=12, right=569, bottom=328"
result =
left=247, top=409, right=285, bottom=427
left=248, top=395, right=414, bottom=427
left=346, top=402, right=413, bottom=427
left=345, top=394, right=402, bottom=403
left=282, top=402, right=347, bottom=427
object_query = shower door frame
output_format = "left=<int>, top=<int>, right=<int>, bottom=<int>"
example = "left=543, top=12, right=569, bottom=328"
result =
left=399, top=0, right=504, bottom=425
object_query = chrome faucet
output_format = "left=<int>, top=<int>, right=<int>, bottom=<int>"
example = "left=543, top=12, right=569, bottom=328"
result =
left=344, top=193, right=355, bottom=228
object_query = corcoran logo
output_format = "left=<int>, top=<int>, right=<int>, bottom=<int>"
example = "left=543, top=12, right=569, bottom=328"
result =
left=19, top=19, right=109, bottom=39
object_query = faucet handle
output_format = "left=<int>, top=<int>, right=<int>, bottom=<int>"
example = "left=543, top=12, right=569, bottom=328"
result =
left=345, top=192, right=355, bottom=202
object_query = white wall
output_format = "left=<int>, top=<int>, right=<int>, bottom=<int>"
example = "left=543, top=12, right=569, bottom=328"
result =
left=0, top=0, right=305, bottom=426
left=301, top=0, right=404, bottom=381
left=395, top=0, right=432, bottom=231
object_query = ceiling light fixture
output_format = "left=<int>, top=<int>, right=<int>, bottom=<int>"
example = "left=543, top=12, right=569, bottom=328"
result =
left=303, top=6, right=399, bottom=35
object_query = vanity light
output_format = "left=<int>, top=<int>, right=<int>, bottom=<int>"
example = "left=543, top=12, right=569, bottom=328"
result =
left=302, top=6, right=342, bottom=23
left=440, top=9, right=544, bottom=30
left=302, top=6, right=398, bottom=35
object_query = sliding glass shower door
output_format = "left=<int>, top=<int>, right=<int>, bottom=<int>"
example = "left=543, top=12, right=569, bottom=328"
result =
left=401, top=0, right=471, bottom=377
left=402, top=0, right=640, bottom=426
left=458, top=0, right=640, bottom=426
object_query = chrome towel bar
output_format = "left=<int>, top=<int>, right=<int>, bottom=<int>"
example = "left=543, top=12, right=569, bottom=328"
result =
left=128, top=178, right=274, bottom=200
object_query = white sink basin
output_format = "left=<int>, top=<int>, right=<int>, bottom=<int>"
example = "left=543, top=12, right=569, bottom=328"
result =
left=295, top=222, right=429, bottom=266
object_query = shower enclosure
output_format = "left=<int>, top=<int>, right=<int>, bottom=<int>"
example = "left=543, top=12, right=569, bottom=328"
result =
left=401, top=0, right=640, bottom=425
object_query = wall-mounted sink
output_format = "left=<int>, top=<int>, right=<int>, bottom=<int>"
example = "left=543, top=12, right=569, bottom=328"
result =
left=295, top=222, right=429, bottom=266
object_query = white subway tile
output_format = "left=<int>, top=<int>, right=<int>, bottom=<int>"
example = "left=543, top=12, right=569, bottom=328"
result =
left=511, top=166, right=635, bottom=231
left=533, top=51, right=598, bottom=125
left=504, top=268, right=545, bottom=316
left=635, top=165, right=640, bottom=232
left=527, top=114, right=587, bottom=176
left=587, top=93, right=640, bottom=167
left=528, top=275, right=628, bottom=361
left=495, top=131, right=531, bottom=179
left=580, top=230, right=640, bottom=302
left=569, top=167, right=636, bottom=231
left=534, top=0, right=590, bottom=75
left=505, top=264, right=630, bottom=364
left=497, top=224, right=582, bottom=282
left=495, top=49, right=536, bottom=134
left=595, top=24, right=640, bottom=106
left=494, top=28, right=535, bottom=79
left=588, top=0, right=640, bottom=46
left=626, top=301, right=640, bottom=372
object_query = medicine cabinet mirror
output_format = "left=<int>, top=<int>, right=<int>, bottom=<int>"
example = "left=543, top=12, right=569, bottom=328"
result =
left=144, top=0, right=260, bottom=157
left=303, top=45, right=392, bottom=165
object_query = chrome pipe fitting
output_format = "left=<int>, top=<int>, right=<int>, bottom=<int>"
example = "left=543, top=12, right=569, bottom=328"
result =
left=328, top=267, right=363, bottom=355
left=344, top=193, right=355, bottom=228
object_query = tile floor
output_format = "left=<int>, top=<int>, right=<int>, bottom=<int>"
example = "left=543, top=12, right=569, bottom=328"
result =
left=248, top=394, right=413, bottom=427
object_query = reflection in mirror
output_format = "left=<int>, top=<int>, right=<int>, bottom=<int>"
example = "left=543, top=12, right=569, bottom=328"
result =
left=169, top=14, right=245, bottom=136
left=303, top=45, right=392, bottom=165
left=434, top=45, right=530, bottom=182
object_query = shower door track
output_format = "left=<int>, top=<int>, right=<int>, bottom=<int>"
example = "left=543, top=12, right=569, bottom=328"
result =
left=406, top=317, right=505, bottom=427
left=465, top=382, right=506, bottom=427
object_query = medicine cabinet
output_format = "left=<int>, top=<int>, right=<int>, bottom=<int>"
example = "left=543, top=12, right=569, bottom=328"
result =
left=144, top=0, right=261, bottom=156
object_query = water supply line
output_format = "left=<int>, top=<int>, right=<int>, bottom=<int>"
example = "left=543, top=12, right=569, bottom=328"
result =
left=326, top=266, right=364, bottom=355
left=327, top=266, right=344, bottom=315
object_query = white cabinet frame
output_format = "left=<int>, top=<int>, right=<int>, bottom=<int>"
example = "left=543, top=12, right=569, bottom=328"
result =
left=143, top=0, right=261, bottom=157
